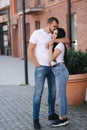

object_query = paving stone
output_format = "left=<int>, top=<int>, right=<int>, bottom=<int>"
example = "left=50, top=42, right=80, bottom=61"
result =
left=0, top=85, right=87, bottom=130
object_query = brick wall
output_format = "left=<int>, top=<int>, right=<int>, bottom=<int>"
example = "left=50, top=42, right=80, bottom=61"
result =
left=10, top=0, right=87, bottom=58
left=71, top=0, right=87, bottom=51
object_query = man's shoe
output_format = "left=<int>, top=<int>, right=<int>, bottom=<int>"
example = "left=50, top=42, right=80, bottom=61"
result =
left=33, top=119, right=41, bottom=129
left=48, top=113, right=59, bottom=120
left=51, top=118, right=69, bottom=127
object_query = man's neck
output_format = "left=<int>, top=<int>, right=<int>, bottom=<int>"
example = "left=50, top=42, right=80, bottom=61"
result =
left=43, top=26, right=51, bottom=34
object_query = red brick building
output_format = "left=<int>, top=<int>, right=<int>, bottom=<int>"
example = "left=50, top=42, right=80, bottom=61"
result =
left=10, top=0, right=87, bottom=58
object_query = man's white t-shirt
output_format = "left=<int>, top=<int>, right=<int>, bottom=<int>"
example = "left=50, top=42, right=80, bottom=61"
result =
left=29, top=29, right=52, bottom=66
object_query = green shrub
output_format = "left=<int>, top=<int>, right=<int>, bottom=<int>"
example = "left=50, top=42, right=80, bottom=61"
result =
left=66, top=49, right=87, bottom=75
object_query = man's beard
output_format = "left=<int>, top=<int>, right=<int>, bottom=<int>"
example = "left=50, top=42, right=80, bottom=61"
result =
left=49, top=27, right=53, bottom=33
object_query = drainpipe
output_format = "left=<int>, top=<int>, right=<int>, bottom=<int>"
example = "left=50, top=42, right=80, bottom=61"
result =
left=22, top=0, right=28, bottom=84
left=67, top=0, right=72, bottom=47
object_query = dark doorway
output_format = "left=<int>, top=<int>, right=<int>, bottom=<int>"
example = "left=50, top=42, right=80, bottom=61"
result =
left=0, top=23, right=4, bottom=54
left=0, top=22, right=10, bottom=55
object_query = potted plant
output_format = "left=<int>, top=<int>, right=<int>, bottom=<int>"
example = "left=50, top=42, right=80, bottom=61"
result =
left=66, top=49, right=87, bottom=105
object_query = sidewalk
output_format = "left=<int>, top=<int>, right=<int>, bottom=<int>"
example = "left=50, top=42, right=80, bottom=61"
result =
left=0, top=56, right=87, bottom=130
left=0, top=56, right=48, bottom=87
left=0, top=56, right=35, bottom=86
left=0, top=85, right=87, bottom=130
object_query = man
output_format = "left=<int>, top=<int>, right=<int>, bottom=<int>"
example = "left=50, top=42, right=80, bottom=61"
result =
left=28, top=17, right=69, bottom=129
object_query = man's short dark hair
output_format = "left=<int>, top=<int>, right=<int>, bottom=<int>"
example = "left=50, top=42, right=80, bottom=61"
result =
left=47, top=17, right=59, bottom=24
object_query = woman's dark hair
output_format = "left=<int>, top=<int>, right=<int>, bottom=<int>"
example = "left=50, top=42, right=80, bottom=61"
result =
left=52, top=27, right=67, bottom=65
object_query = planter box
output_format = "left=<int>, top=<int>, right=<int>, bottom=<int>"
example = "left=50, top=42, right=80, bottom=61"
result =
left=66, top=73, right=87, bottom=105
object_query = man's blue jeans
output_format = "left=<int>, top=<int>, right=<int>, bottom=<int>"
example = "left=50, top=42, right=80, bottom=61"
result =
left=33, top=65, right=56, bottom=119
left=52, top=64, right=69, bottom=117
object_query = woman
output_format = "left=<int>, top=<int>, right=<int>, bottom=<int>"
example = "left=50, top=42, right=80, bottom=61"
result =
left=48, top=28, right=69, bottom=127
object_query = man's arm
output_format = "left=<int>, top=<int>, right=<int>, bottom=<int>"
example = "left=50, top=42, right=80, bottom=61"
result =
left=28, top=43, right=40, bottom=67
left=46, top=37, right=69, bottom=49
left=54, top=37, right=69, bottom=44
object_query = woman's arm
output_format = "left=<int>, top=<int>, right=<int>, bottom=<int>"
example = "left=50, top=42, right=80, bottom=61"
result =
left=46, top=39, right=55, bottom=49
left=49, top=45, right=61, bottom=61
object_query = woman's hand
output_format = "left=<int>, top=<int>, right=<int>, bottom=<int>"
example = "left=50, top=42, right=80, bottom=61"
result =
left=46, top=33, right=57, bottom=49
left=52, top=33, right=57, bottom=39
left=46, top=43, right=49, bottom=49
left=46, top=39, right=55, bottom=49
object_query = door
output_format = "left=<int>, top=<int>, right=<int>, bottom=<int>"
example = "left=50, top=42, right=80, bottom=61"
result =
left=0, top=23, right=4, bottom=55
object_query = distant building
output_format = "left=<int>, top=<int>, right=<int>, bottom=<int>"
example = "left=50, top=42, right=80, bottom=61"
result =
left=0, top=0, right=11, bottom=55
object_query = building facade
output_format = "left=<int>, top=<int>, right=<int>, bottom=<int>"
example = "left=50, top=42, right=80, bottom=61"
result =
left=0, top=0, right=10, bottom=55
left=8, top=0, right=87, bottom=57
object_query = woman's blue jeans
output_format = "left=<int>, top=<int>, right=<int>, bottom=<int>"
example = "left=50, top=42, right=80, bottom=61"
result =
left=52, top=64, right=69, bottom=117
left=33, top=65, right=56, bottom=119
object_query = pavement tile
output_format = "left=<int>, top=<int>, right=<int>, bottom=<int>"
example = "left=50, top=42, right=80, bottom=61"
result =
left=0, top=85, right=87, bottom=130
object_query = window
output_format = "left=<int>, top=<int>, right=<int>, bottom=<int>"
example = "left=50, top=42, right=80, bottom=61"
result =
left=37, top=0, right=41, bottom=5
left=33, top=0, right=41, bottom=7
left=16, top=0, right=30, bottom=12
left=35, top=21, right=40, bottom=30
left=16, top=0, right=22, bottom=12
left=48, top=0, right=55, bottom=2
left=71, top=13, right=77, bottom=50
